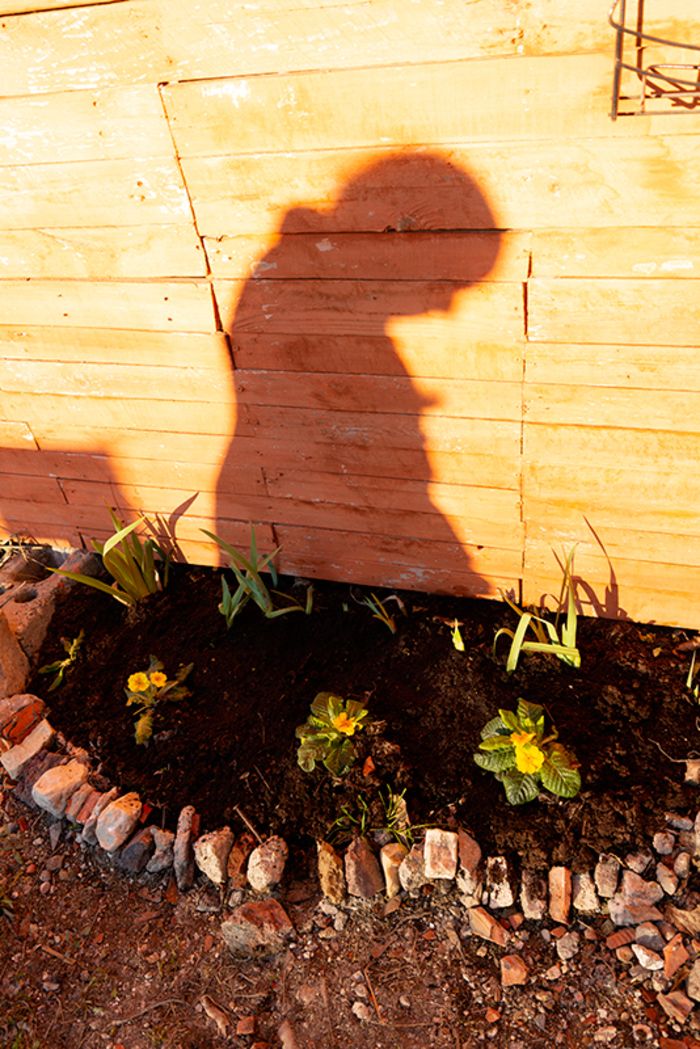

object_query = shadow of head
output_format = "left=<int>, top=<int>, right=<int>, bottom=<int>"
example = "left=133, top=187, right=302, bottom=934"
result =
left=275, top=150, right=500, bottom=316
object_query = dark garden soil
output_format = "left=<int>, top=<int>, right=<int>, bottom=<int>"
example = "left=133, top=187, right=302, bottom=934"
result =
left=28, top=563, right=700, bottom=874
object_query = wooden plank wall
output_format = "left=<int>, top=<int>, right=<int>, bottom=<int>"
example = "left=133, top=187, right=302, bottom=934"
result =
left=0, top=0, right=698, bottom=624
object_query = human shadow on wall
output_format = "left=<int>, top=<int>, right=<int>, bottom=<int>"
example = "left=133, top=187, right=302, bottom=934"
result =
left=215, top=152, right=502, bottom=596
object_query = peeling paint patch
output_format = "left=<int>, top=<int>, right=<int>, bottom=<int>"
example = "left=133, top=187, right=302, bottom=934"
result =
left=202, top=81, right=251, bottom=107
left=315, top=238, right=334, bottom=253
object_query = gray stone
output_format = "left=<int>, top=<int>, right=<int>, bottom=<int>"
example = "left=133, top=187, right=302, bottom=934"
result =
left=656, top=863, right=679, bottom=896
left=456, top=828, right=482, bottom=906
left=345, top=837, right=383, bottom=898
left=146, top=827, right=175, bottom=874
left=486, top=856, right=514, bottom=909
left=572, top=872, right=599, bottom=914
left=80, top=787, right=119, bottom=844
left=423, top=828, right=458, bottom=880
left=194, top=826, right=234, bottom=887
left=556, top=931, right=580, bottom=961
left=0, top=719, right=55, bottom=779
left=687, top=959, right=700, bottom=1002
left=0, top=612, right=29, bottom=700
left=674, top=852, right=691, bottom=880
left=173, top=805, right=200, bottom=891
left=625, top=849, right=653, bottom=875
left=116, top=826, right=154, bottom=874
left=31, top=759, right=89, bottom=818
left=520, top=869, right=548, bottom=921
left=635, top=922, right=665, bottom=953
left=380, top=842, right=407, bottom=898
left=594, top=853, right=621, bottom=898
left=316, top=840, right=346, bottom=904
left=247, top=835, right=288, bottom=893
left=398, top=843, right=428, bottom=894
left=608, top=870, right=664, bottom=926
left=13, top=750, right=66, bottom=806
left=221, top=899, right=294, bottom=958
left=95, top=792, right=142, bottom=852
left=631, top=943, right=663, bottom=971
left=653, top=832, right=675, bottom=856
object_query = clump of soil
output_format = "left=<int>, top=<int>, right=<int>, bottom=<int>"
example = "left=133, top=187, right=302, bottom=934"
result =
left=30, top=564, right=700, bottom=870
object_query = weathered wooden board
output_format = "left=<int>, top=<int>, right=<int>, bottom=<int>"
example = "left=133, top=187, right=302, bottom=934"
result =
left=531, top=229, right=700, bottom=279
left=0, top=281, right=216, bottom=331
left=0, top=327, right=229, bottom=368
left=0, top=85, right=173, bottom=166
left=4, top=0, right=688, bottom=97
left=524, top=386, right=700, bottom=432
left=0, top=0, right=118, bottom=14
left=205, top=232, right=529, bottom=283
left=0, top=226, right=206, bottom=280
left=231, top=333, right=523, bottom=383
left=215, top=279, right=524, bottom=344
left=528, top=279, right=700, bottom=345
left=2, top=158, right=192, bottom=229
left=182, top=135, right=700, bottom=235
left=162, top=55, right=630, bottom=159
left=0, top=420, right=37, bottom=449
left=526, top=343, right=700, bottom=390
left=524, top=423, right=700, bottom=471
left=275, top=525, right=518, bottom=597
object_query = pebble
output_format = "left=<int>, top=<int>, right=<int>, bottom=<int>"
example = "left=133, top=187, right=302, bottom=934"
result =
left=31, top=759, right=89, bottom=818
left=351, top=1001, right=372, bottom=1022
left=630, top=943, right=663, bottom=971
left=486, top=856, right=514, bottom=909
left=549, top=866, right=571, bottom=924
left=344, top=837, right=383, bottom=898
left=652, top=831, right=675, bottom=856
left=316, top=840, right=346, bottom=904
left=95, top=792, right=142, bottom=853
left=424, top=828, right=458, bottom=880
left=594, top=854, right=621, bottom=898
left=555, top=931, right=580, bottom=961
left=173, top=805, right=200, bottom=891
left=520, top=870, right=548, bottom=921
left=194, top=826, right=234, bottom=887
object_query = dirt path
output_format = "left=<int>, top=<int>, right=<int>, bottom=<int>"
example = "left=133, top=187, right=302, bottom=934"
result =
left=1, top=791, right=690, bottom=1049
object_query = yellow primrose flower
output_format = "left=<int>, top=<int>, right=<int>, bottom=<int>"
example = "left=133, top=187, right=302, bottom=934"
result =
left=332, top=712, right=357, bottom=736
left=149, top=671, right=167, bottom=688
left=510, top=729, right=535, bottom=747
left=127, top=671, right=150, bottom=693
left=514, top=741, right=545, bottom=775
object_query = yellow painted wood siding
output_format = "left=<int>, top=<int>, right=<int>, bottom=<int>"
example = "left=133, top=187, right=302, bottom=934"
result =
left=0, top=0, right=699, bottom=625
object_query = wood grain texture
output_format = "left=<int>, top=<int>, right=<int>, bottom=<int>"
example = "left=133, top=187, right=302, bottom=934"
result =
left=0, top=281, right=216, bottom=331
left=4, top=0, right=686, bottom=98
left=531, top=228, right=700, bottom=279
left=528, top=279, right=700, bottom=345
left=526, top=343, right=700, bottom=390
left=182, top=134, right=700, bottom=235
left=0, top=227, right=206, bottom=280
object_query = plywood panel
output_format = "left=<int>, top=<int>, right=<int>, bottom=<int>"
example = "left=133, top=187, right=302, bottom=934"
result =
left=1, top=158, right=191, bottom=229
left=0, top=226, right=206, bottom=280
left=528, top=279, right=700, bottom=345
left=532, top=229, right=700, bottom=279
left=4, top=0, right=684, bottom=98
left=526, top=344, right=700, bottom=390
left=0, top=281, right=216, bottom=331
left=205, top=232, right=529, bottom=283
left=0, top=85, right=173, bottom=166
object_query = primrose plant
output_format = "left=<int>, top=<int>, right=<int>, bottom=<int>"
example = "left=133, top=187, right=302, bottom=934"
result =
left=125, top=656, right=193, bottom=744
left=296, top=692, right=371, bottom=776
left=474, top=698, right=581, bottom=805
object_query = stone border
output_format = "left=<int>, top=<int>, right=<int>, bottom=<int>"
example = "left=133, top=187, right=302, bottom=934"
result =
left=1, top=548, right=700, bottom=1027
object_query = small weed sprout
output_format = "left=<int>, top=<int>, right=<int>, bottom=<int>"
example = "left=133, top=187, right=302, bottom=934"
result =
left=494, top=547, right=580, bottom=673
left=353, top=590, right=404, bottom=634
left=474, top=698, right=581, bottom=805
left=124, top=656, right=193, bottom=744
left=296, top=692, right=370, bottom=776
left=38, top=629, right=84, bottom=691
left=328, top=787, right=428, bottom=849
